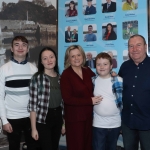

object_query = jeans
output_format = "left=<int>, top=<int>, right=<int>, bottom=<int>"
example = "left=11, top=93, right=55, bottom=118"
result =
left=36, top=107, right=63, bottom=150
left=122, top=122, right=150, bottom=150
left=92, top=126, right=120, bottom=150
left=7, top=117, right=36, bottom=150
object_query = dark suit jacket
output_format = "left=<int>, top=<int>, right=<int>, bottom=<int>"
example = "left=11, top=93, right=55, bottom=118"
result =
left=72, top=33, right=78, bottom=42
left=60, top=66, right=95, bottom=122
left=65, top=31, right=72, bottom=43
left=103, top=30, right=117, bottom=40
left=102, top=1, right=116, bottom=13
left=85, top=59, right=96, bottom=68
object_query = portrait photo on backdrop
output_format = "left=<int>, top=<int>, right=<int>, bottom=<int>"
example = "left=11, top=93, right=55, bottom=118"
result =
left=65, top=0, right=78, bottom=17
left=83, top=0, right=97, bottom=15
left=122, top=20, right=138, bottom=39
left=123, top=50, right=129, bottom=62
left=103, top=50, right=117, bottom=68
left=83, top=24, right=97, bottom=42
left=122, top=0, right=138, bottom=11
left=85, top=51, right=97, bottom=68
left=102, top=0, right=116, bottom=13
left=65, top=26, right=78, bottom=43
left=102, top=22, right=117, bottom=40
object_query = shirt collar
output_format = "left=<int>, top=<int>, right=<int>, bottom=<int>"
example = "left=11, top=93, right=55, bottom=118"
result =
left=130, top=55, right=148, bottom=66
left=11, top=57, right=28, bottom=64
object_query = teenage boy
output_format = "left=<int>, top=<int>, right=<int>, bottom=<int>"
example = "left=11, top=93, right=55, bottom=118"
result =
left=0, top=36, right=37, bottom=150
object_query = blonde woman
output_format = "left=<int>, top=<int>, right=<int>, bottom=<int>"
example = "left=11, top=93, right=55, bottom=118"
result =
left=60, top=45, right=102, bottom=150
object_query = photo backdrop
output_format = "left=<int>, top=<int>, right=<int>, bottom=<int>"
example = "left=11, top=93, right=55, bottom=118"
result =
left=58, top=0, right=148, bottom=73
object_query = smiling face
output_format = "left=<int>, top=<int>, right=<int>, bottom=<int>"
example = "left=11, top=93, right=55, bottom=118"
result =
left=96, top=58, right=112, bottom=78
left=11, top=40, right=28, bottom=61
left=69, top=48, right=83, bottom=68
left=128, top=36, right=147, bottom=65
left=41, top=50, right=56, bottom=72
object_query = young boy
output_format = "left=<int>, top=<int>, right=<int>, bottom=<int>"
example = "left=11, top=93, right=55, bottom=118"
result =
left=92, top=52, right=123, bottom=150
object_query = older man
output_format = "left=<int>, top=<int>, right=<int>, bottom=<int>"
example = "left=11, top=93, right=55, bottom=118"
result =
left=118, top=34, right=150, bottom=150
left=65, top=26, right=72, bottom=43
left=85, top=52, right=95, bottom=68
left=102, top=0, right=116, bottom=13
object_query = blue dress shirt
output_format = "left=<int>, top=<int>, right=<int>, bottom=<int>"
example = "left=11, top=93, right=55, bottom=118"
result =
left=118, top=56, right=150, bottom=130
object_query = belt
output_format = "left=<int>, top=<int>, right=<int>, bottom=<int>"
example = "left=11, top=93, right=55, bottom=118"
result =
left=48, top=106, right=61, bottom=111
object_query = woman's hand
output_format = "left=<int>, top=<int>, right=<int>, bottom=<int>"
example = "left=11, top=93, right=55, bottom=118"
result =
left=92, top=96, right=103, bottom=105
left=32, top=129, right=39, bottom=140
left=61, top=124, right=66, bottom=135
left=111, top=71, right=117, bottom=77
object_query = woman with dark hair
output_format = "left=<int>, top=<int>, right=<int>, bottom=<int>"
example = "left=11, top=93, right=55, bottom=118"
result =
left=65, top=1, right=78, bottom=17
left=122, top=0, right=136, bottom=11
left=103, top=23, right=117, bottom=40
left=28, top=47, right=64, bottom=150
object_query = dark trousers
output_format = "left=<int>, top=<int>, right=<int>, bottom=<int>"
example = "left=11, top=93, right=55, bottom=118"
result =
left=65, top=118, right=92, bottom=150
left=7, top=117, right=36, bottom=150
left=36, top=107, right=63, bottom=150
left=92, top=126, right=120, bottom=150
left=122, top=122, right=150, bottom=150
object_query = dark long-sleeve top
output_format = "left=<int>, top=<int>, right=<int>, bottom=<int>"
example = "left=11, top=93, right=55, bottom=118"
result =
left=60, top=66, right=95, bottom=122
left=104, top=30, right=117, bottom=40
left=118, top=56, right=150, bottom=130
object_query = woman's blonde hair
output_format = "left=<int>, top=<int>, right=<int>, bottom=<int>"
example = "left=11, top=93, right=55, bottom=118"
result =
left=64, top=45, right=86, bottom=69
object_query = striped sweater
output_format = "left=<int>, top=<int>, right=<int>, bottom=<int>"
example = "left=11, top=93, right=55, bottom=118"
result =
left=0, top=61, right=37, bottom=125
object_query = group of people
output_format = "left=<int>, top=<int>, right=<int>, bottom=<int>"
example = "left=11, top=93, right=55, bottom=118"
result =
left=0, top=34, right=150, bottom=150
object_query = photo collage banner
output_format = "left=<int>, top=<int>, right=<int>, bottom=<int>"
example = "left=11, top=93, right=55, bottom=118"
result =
left=58, top=0, right=148, bottom=73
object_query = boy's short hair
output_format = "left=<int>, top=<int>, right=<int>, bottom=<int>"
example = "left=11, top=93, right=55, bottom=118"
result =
left=11, top=36, right=28, bottom=48
left=95, top=52, right=112, bottom=65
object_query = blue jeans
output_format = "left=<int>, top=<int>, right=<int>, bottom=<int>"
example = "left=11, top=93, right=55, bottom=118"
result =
left=122, top=122, right=150, bottom=150
left=92, top=126, right=120, bottom=150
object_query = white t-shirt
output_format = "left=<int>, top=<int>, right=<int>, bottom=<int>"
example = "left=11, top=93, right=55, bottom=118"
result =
left=93, top=76, right=121, bottom=128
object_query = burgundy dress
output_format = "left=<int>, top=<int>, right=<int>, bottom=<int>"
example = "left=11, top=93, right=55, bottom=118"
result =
left=60, top=66, right=95, bottom=150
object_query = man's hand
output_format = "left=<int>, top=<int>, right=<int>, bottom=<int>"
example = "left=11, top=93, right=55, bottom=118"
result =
left=3, top=123, right=13, bottom=133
